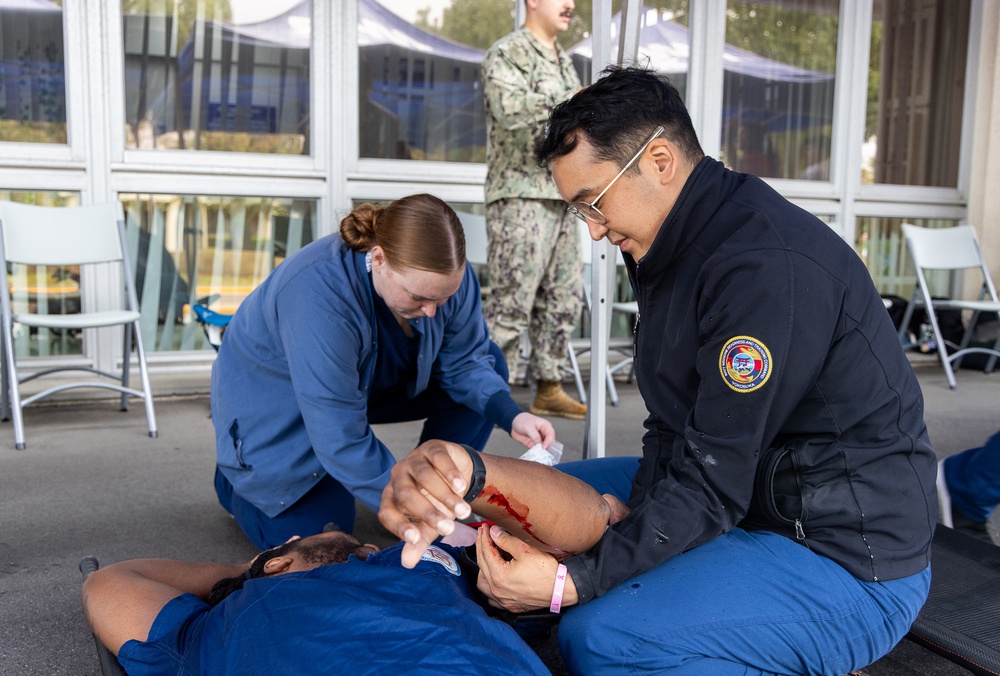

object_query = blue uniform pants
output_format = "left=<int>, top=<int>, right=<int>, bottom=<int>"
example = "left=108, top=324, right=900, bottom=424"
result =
left=216, top=342, right=507, bottom=550
left=944, top=429, right=1000, bottom=522
left=556, top=457, right=931, bottom=675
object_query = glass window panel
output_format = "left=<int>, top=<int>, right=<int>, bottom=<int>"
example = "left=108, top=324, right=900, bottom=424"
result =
left=863, top=0, right=969, bottom=187
left=360, top=1, right=691, bottom=162
left=855, top=216, right=959, bottom=297
left=119, top=194, right=316, bottom=352
left=122, top=0, right=311, bottom=155
left=567, top=1, right=690, bottom=96
left=722, top=0, right=838, bottom=180
left=359, top=1, right=515, bottom=162
left=1, top=191, right=79, bottom=358
left=0, top=0, right=66, bottom=144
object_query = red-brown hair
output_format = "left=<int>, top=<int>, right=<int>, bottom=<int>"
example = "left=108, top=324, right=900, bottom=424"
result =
left=340, top=194, right=465, bottom=274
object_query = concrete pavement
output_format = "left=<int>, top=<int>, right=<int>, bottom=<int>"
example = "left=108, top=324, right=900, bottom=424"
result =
left=0, top=357, right=996, bottom=675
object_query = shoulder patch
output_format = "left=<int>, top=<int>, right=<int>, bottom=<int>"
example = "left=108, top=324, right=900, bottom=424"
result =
left=719, top=336, right=772, bottom=393
left=420, top=545, right=461, bottom=576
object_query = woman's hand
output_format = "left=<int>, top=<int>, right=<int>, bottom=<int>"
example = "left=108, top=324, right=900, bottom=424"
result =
left=510, top=412, right=556, bottom=449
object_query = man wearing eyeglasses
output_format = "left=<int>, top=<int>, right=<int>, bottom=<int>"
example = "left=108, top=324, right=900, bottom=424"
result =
left=381, top=66, right=937, bottom=675
left=481, top=0, right=587, bottom=420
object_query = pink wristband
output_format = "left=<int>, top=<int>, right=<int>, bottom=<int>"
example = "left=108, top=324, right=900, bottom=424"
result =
left=549, top=563, right=568, bottom=613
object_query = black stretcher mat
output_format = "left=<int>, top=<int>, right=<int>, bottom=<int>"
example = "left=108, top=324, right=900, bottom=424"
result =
left=907, top=526, right=1000, bottom=676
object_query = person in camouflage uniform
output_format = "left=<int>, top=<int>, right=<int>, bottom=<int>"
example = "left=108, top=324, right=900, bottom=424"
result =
left=483, top=0, right=586, bottom=420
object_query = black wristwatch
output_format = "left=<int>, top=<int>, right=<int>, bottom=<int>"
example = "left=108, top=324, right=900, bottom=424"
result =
left=459, top=444, right=487, bottom=503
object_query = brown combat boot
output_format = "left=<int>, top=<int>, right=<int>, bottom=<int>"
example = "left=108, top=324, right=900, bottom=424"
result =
left=529, top=381, right=587, bottom=420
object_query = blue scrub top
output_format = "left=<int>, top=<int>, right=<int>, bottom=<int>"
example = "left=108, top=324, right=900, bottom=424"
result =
left=212, top=235, right=521, bottom=519
left=116, top=543, right=549, bottom=676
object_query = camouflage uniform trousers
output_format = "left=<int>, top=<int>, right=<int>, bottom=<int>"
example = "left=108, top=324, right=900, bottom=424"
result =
left=484, top=198, right=582, bottom=383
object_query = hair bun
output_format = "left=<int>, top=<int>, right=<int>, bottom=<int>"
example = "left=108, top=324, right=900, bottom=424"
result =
left=340, top=203, right=382, bottom=251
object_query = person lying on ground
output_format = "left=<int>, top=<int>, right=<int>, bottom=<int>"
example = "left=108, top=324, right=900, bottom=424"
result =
left=82, top=440, right=611, bottom=676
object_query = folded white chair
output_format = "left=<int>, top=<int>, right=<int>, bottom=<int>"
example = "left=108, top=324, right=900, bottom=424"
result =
left=897, top=223, right=1000, bottom=390
left=0, top=201, right=157, bottom=449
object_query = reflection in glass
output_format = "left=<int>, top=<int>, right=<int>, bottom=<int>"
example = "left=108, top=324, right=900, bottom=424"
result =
left=360, top=1, right=695, bottom=162
left=722, top=1, right=838, bottom=180
left=119, top=194, right=316, bottom=352
left=2, top=191, right=79, bottom=358
left=863, top=0, right=969, bottom=187
left=566, top=1, right=690, bottom=94
left=359, top=0, right=504, bottom=162
left=0, top=0, right=66, bottom=144
left=122, top=0, right=311, bottom=154
left=855, top=217, right=957, bottom=296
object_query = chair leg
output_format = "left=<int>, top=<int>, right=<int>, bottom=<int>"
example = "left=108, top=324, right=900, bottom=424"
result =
left=985, top=311, right=1000, bottom=373
left=938, top=344, right=958, bottom=390
left=987, top=337, right=1000, bottom=373
left=566, top=343, right=587, bottom=405
left=2, top=322, right=25, bottom=448
left=130, top=321, right=158, bottom=438
left=120, top=323, right=132, bottom=411
left=898, top=292, right=918, bottom=348
left=605, top=366, right=619, bottom=407
left=926, top=310, right=958, bottom=390
left=1, top=331, right=8, bottom=423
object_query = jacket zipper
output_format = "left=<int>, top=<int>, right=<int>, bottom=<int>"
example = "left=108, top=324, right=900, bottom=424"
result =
left=633, top=263, right=642, bottom=359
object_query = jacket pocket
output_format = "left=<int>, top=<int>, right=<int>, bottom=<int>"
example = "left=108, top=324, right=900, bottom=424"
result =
left=228, top=419, right=252, bottom=471
left=752, top=444, right=806, bottom=540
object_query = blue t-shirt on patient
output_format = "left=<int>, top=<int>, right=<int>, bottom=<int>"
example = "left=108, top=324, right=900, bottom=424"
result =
left=117, top=542, right=547, bottom=676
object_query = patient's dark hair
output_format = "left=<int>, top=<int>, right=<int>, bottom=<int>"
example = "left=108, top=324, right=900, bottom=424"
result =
left=207, top=540, right=298, bottom=606
left=207, top=534, right=375, bottom=606
left=340, top=193, right=465, bottom=274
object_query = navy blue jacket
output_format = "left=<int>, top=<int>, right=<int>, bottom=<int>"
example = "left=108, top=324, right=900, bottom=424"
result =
left=566, top=158, right=937, bottom=602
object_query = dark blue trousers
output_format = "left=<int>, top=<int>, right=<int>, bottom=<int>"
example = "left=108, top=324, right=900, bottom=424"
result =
left=556, top=456, right=930, bottom=675
left=945, top=428, right=1000, bottom=522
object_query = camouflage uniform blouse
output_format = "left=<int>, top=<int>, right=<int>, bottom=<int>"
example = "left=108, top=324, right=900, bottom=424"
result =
left=483, top=28, right=582, bottom=205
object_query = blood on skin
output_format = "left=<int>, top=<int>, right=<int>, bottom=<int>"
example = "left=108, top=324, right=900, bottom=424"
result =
left=482, top=484, right=551, bottom=549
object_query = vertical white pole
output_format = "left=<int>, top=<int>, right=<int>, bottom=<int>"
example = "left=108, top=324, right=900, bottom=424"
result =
left=585, top=0, right=643, bottom=459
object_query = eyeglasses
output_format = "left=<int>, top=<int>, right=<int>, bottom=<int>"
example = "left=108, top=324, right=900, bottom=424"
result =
left=568, top=126, right=665, bottom=225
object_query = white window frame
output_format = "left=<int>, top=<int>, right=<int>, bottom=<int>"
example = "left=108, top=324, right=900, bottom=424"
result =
left=0, top=0, right=985, bottom=374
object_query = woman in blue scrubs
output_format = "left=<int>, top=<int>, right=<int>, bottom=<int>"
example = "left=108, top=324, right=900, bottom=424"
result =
left=211, top=193, right=553, bottom=549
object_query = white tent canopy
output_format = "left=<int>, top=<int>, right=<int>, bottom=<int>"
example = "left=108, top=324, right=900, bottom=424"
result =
left=569, top=9, right=833, bottom=83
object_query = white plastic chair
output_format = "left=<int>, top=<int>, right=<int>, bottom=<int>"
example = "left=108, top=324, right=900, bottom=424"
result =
left=0, top=201, right=158, bottom=449
left=897, top=223, right=1000, bottom=390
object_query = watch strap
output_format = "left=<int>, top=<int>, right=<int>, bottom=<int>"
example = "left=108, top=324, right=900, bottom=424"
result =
left=459, top=444, right=487, bottom=503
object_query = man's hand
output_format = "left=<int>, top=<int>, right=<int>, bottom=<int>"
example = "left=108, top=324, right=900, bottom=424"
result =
left=378, top=440, right=474, bottom=568
left=475, top=525, right=578, bottom=614
left=510, top=412, right=555, bottom=449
